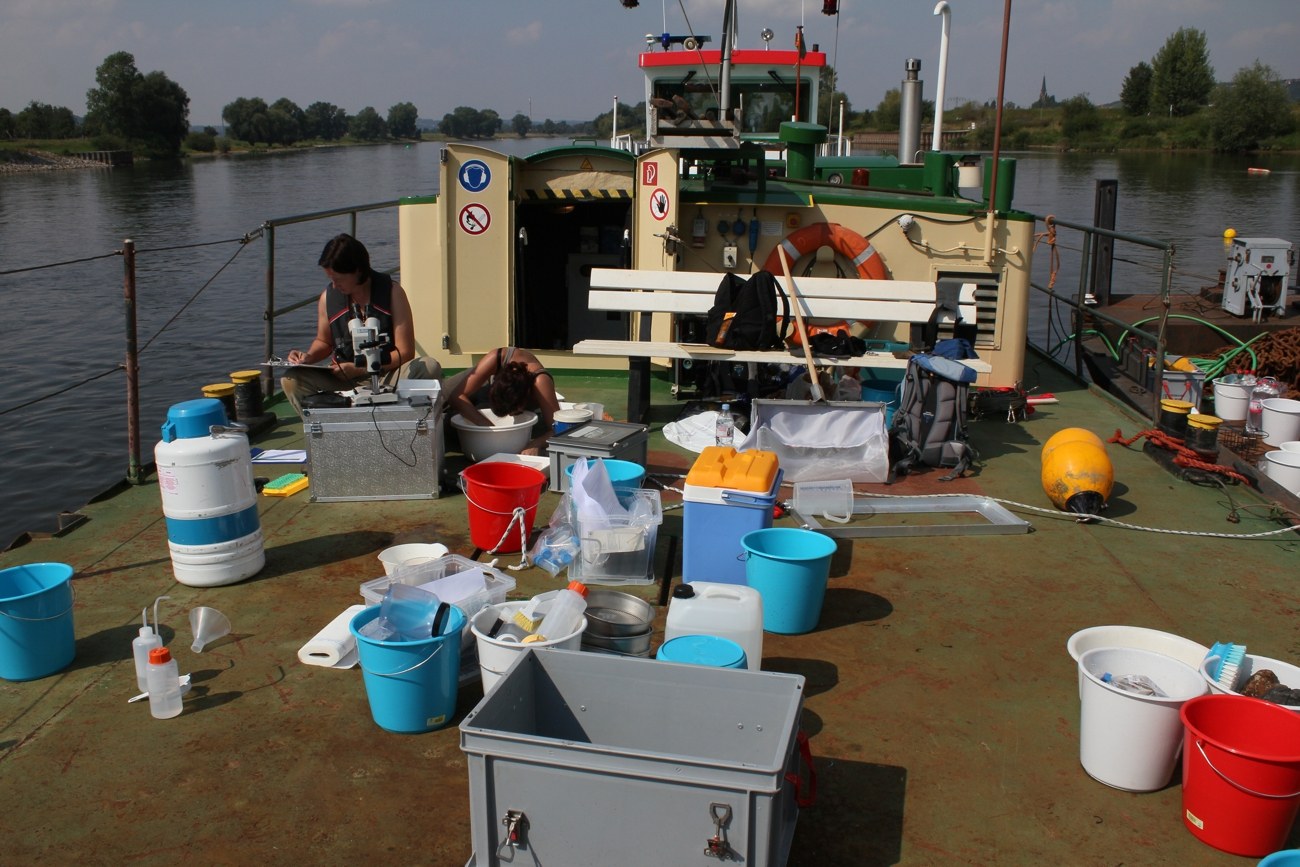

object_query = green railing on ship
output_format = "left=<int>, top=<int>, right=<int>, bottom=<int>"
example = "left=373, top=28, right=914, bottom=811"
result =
left=1025, top=212, right=1176, bottom=417
left=259, top=200, right=399, bottom=397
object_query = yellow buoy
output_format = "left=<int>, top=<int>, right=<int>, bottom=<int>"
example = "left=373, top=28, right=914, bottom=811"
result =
left=1223, top=228, right=1237, bottom=240
left=1041, top=439, right=1114, bottom=518
left=1041, top=427, right=1105, bottom=462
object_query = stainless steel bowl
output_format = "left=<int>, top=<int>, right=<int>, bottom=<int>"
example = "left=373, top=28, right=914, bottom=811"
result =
left=583, top=589, right=655, bottom=638
left=582, top=627, right=653, bottom=657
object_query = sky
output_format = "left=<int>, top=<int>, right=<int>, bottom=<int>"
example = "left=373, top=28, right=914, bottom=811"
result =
left=1, top=0, right=1297, bottom=127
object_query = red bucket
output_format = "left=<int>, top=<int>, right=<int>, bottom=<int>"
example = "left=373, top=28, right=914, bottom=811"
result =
left=1180, top=694, right=1300, bottom=857
left=460, top=463, right=546, bottom=553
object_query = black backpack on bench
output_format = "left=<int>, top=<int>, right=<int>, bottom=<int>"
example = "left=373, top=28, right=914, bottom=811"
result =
left=704, top=270, right=791, bottom=351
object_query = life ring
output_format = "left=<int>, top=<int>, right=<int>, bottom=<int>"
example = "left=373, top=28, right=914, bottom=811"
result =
left=763, top=222, right=887, bottom=345
left=763, top=221, right=887, bottom=281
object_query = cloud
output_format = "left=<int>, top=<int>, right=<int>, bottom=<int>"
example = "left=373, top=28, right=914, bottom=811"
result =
left=506, top=21, right=542, bottom=46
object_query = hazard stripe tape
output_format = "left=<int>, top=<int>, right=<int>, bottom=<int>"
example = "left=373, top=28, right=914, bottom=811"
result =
left=522, top=189, right=632, bottom=200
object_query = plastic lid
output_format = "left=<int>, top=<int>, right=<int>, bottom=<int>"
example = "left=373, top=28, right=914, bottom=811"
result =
left=656, top=635, right=746, bottom=668
left=229, top=369, right=261, bottom=382
left=567, top=580, right=589, bottom=597
left=161, top=398, right=229, bottom=442
left=148, top=647, right=172, bottom=664
left=202, top=383, right=235, bottom=397
left=672, top=583, right=696, bottom=599
left=685, top=447, right=780, bottom=492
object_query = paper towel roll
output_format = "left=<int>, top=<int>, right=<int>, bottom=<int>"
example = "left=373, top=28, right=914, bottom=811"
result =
left=298, top=604, right=367, bottom=668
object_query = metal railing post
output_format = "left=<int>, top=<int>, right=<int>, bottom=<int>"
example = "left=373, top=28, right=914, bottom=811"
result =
left=123, top=239, right=143, bottom=484
left=263, top=223, right=275, bottom=398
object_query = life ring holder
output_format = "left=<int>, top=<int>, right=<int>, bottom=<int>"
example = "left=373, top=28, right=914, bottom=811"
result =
left=763, top=222, right=888, bottom=345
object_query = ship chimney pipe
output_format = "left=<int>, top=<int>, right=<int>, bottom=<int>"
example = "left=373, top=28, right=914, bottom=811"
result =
left=898, top=58, right=923, bottom=165
left=932, top=2, right=951, bottom=150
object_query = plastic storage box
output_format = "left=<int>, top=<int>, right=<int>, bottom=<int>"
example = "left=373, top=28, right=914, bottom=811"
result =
left=359, top=554, right=515, bottom=687
left=460, top=648, right=806, bottom=867
left=568, top=488, right=663, bottom=586
left=303, top=399, right=442, bottom=501
left=547, top=420, right=649, bottom=492
left=683, top=448, right=781, bottom=585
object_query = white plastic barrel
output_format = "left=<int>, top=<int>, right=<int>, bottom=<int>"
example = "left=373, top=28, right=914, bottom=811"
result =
left=665, top=581, right=763, bottom=671
left=155, top=398, right=265, bottom=587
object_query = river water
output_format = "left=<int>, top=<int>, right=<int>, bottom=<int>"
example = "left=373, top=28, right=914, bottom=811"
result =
left=1, top=143, right=1298, bottom=547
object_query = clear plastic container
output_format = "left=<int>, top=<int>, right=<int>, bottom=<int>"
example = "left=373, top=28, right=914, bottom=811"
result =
left=1248, top=376, right=1281, bottom=434
left=146, top=647, right=183, bottom=719
left=536, top=581, right=588, bottom=642
left=1101, top=672, right=1167, bottom=697
left=132, top=617, right=161, bottom=692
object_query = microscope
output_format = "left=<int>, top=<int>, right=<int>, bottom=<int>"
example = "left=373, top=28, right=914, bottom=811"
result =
left=348, top=307, right=399, bottom=406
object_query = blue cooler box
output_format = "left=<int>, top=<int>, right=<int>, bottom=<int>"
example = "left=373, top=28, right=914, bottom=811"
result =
left=683, top=467, right=782, bottom=585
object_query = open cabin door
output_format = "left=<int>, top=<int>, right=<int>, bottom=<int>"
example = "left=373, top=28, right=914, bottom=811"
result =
left=512, top=149, right=636, bottom=353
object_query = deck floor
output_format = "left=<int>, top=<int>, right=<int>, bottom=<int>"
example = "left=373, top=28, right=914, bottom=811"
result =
left=2, top=360, right=1298, bottom=865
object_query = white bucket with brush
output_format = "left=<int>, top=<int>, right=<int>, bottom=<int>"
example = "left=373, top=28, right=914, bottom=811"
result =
left=469, top=601, right=586, bottom=692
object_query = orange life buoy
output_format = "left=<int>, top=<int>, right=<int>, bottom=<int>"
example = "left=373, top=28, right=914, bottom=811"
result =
left=763, top=221, right=887, bottom=280
left=763, top=222, right=887, bottom=346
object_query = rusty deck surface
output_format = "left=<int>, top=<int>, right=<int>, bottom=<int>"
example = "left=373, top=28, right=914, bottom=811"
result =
left=2, top=359, right=1298, bottom=865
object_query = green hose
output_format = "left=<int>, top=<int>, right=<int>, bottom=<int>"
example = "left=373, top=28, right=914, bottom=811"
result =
left=1116, top=314, right=1260, bottom=377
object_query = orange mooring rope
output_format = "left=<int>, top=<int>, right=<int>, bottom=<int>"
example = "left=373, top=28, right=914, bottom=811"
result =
left=1110, top=428, right=1251, bottom=485
left=1032, top=215, right=1061, bottom=290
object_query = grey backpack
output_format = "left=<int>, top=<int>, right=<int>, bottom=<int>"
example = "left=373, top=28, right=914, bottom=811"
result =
left=890, top=355, right=976, bottom=481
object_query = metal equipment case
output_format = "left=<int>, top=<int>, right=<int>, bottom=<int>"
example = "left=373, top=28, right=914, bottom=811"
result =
left=546, top=420, right=649, bottom=492
left=303, top=398, right=441, bottom=501
left=460, top=648, right=806, bottom=867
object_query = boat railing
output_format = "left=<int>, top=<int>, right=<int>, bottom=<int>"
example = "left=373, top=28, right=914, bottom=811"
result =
left=259, top=199, right=401, bottom=390
left=1024, top=211, right=1176, bottom=418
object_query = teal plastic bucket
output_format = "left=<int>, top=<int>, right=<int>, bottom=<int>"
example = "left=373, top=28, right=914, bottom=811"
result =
left=1261, top=851, right=1300, bottom=866
left=350, top=604, right=466, bottom=734
left=565, top=458, right=646, bottom=495
left=862, top=377, right=902, bottom=427
left=656, top=634, right=748, bottom=669
left=741, top=528, right=837, bottom=634
left=0, top=562, right=76, bottom=681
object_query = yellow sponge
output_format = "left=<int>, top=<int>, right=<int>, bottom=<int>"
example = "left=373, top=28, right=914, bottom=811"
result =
left=263, top=473, right=309, bottom=497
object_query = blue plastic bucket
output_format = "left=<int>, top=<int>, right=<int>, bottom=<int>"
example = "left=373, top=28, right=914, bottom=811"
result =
left=656, top=634, right=748, bottom=669
left=350, top=604, right=466, bottom=733
left=741, top=528, right=837, bottom=634
left=862, top=377, right=902, bottom=427
left=0, top=562, right=76, bottom=681
left=565, top=459, right=646, bottom=495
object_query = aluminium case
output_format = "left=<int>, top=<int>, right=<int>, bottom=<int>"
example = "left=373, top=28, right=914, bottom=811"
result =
left=460, top=647, right=806, bottom=867
left=303, top=397, right=441, bottom=501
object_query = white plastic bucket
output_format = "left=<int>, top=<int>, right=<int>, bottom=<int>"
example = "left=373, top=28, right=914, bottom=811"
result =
left=1261, top=398, right=1300, bottom=446
left=469, top=601, right=586, bottom=692
left=1078, top=646, right=1208, bottom=792
left=1264, top=451, right=1300, bottom=494
left=1198, top=652, right=1300, bottom=711
left=1066, top=624, right=1209, bottom=698
left=1212, top=380, right=1251, bottom=423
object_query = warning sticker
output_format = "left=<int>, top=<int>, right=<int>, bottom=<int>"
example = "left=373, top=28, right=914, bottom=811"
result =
left=649, top=188, right=670, bottom=222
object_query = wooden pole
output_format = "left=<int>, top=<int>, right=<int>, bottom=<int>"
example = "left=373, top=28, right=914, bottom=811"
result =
left=777, top=247, right=824, bottom=401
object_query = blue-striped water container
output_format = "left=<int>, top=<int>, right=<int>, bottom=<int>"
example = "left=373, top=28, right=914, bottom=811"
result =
left=154, top=398, right=265, bottom=587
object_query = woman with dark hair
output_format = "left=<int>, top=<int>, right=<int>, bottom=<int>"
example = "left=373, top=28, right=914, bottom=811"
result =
left=444, top=347, right=561, bottom=455
left=281, top=233, right=437, bottom=414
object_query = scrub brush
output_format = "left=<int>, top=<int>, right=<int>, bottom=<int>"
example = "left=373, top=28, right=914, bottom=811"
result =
left=510, top=595, right=546, bottom=634
left=1205, top=641, right=1246, bottom=691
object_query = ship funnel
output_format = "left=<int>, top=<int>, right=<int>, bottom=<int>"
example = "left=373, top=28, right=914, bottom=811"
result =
left=898, top=58, right=924, bottom=165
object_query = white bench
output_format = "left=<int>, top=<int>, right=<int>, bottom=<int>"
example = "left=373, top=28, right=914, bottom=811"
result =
left=573, top=267, right=990, bottom=421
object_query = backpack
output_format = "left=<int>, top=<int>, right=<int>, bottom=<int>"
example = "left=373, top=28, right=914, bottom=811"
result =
left=704, top=270, right=791, bottom=350
left=890, top=354, right=977, bottom=481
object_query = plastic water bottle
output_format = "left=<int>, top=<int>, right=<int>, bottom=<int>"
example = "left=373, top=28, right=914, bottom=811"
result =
left=132, top=610, right=161, bottom=693
left=715, top=404, right=734, bottom=446
left=146, top=647, right=184, bottom=719
left=1101, top=672, right=1167, bottom=697
left=131, top=595, right=168, bottom=693
left=1247, top=376, right=1280, bottom=434
left=535, top=581, right=588, bottom=642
